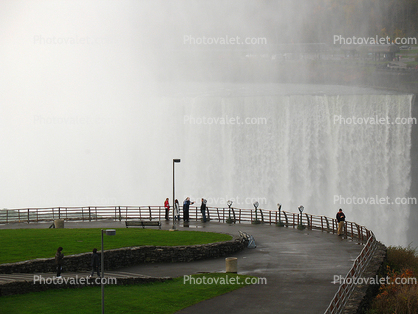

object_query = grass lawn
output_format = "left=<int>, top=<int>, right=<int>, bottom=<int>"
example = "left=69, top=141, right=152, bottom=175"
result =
left=0, top=274, right=252, bottom=314
left=0, top=229, right=232, bottom=264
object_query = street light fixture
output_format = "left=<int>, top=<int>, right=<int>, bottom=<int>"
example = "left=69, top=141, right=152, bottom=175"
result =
left=172, top=159, right=181, bottom=230
left=101, top=229, right=116, bottom=314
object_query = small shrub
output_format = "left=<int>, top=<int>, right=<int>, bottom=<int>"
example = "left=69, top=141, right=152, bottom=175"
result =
left=370, top=266, right=418, bottom=314
left=387, top=245, right=418, bottom=274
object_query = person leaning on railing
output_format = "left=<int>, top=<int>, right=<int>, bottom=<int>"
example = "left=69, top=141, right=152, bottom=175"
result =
left=336, top=208, right=346, bottom=236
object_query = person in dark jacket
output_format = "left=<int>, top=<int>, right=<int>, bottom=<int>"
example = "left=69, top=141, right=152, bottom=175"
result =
left=336, top=208, right=346, bottom=236
left=201, top=198, right=207, bottom=222
left=89, top=248, right=101, bottom=278
left=55, top=247, right=64, bottom=277
left=183, top=197, right=194, bottom=222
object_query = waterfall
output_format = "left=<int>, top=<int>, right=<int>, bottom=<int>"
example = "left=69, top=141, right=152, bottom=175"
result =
left=176, top=84, right=413, bottom=246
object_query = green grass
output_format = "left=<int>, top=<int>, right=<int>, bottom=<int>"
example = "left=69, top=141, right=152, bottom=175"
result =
left=0, top=274, right=253, bottom=314
left=406, top=61, right=418, bottom=66
left=0, top=229, right=232, bottom=264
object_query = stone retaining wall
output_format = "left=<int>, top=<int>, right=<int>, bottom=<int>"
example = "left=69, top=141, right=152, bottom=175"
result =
left=344, top=241, right=388, bottom=314
left=0, top=236, right=246, bottom=274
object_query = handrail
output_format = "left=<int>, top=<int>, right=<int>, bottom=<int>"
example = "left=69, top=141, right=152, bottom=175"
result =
left=0, top=206, right=371, bottom=242
left=0, top=205, right=376, bottom=313
left=324, top=232, right=377, bottom=314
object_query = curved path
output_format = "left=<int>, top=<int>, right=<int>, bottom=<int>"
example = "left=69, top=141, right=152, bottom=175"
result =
left=0, top=220, right=363, bottom=313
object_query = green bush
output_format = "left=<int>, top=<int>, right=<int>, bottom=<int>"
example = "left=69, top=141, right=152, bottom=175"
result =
left=387, top=245, right=418, bottom=274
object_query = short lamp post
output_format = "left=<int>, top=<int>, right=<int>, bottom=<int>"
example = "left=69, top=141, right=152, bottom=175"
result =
left=277, top=203, right=284, bottom=227
left=172, top=159, right=181, bottom=229
left=101, top=229, right=116, bottom=314
left=252, top=201, right=260, bottom=224
left=297, top=206, right=305, bottom=230
left=226, top=200, right=233, bottom=224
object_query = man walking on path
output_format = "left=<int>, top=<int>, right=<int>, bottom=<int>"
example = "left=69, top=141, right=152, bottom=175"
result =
left=336, top=208, right=346, bottom=236
left=89, top=248, right=100, bottom=278
left=55, top=247, right=64, bottom=277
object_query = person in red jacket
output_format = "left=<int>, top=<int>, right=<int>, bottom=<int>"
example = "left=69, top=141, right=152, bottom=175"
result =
left=164, top=198, right=170, bottom=220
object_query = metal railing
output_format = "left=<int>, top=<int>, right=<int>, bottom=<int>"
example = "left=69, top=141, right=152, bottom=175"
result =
left=0, top=205, right=376, bottom=313
left=0, top=206, right=372, bottom=241
left=324, top=234, right=377, bottom=314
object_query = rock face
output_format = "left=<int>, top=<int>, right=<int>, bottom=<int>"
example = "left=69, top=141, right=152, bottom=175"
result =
left=0, top=236, right=246, bottom=274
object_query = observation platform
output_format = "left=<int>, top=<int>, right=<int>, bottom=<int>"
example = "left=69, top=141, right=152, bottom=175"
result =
left=0, top=219, right=363, bottom=313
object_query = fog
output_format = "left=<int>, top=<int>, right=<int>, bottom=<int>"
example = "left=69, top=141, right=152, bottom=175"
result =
left=1, top=1, right=416, bottom=247
left=0, top=1, right=303, bottom=208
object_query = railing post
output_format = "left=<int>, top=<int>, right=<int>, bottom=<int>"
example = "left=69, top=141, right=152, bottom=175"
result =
left=27, top=209, right=30, bottom=224
left=88, top=207, right=91, bottom=222
left=283, top=211, right=288, bottom=227
left=305, top=213, right=310, bottom=229
left=324, top=216, right=330, bottom=232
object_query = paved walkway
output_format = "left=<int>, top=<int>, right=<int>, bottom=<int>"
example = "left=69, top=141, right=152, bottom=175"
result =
left=0, top=220, right=363, bottom=313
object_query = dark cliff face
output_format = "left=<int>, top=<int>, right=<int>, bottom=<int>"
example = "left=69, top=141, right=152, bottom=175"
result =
left=408, top=95, right=418, bottom=249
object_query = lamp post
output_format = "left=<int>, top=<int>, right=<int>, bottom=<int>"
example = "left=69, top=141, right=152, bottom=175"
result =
left=101, top=229, right=116, bottom=314
left=253, top=201, right=260, bottom=224
left=226, top=200, right=233, bottom=224
left=172, top=159, right=181, bottom=229
left=277, top=203, right=284, bottom=227
left=297, top=205, right=305, bottom=230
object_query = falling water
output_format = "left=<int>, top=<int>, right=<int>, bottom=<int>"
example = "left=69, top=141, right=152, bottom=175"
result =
left=172, top=83, right=414, bottom=246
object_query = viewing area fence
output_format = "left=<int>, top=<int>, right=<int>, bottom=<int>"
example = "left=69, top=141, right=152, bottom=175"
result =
left=0, top=205, right=377, bottom=313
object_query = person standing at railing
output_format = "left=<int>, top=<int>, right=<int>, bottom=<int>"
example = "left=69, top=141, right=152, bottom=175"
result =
left=336, top=208, right=346, bottom=236
left=201, top=198, right=207, bottom=222
left=164, top=198, right=170, bottom=221
left=174, top=199, right=180, bottom=220
left=183, top=197, right=194, bottom=222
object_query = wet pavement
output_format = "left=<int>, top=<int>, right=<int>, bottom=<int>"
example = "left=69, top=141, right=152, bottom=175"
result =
left=0, top=219, right=362, bottom=313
